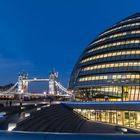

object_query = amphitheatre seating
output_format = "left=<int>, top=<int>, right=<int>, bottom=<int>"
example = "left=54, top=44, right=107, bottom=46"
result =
left=0, top=106, right=21, bottom=115
left=14, top=104, right=86, bottom=133
left=0, top=104, right=47, bottom=115
left=0, top=106, right=29, bottom=115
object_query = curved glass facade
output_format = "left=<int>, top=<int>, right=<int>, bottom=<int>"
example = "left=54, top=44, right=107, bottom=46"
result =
left=69, top=13, right=140, bottom=101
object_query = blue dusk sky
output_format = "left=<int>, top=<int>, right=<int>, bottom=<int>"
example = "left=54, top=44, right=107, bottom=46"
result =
left=0, top=0, right=140, bottom=90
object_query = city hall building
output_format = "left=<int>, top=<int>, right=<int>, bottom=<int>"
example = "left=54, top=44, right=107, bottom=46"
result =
left=69, top=13, right=140, bottom=130
left=69, top=12, right=140, bottom=102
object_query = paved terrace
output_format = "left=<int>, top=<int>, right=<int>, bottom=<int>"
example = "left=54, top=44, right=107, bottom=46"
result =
left=12, top=103, right=140, bottom=134
left=13, top=103, right=132, bottom=133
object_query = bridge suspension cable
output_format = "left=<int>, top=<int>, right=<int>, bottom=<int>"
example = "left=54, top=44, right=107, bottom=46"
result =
left=55, top=81, right=72, bottom=95
left=0, top=82, right=18, bottom=94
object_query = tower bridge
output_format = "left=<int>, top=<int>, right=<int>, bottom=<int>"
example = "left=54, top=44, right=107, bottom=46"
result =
left=0, top=71, right=73, bottom=100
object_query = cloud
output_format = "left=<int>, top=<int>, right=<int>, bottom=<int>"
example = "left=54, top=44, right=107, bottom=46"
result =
left=0, top=57, right=32, bottom=68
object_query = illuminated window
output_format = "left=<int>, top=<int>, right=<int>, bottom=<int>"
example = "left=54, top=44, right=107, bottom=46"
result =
left=81, top=50, right=140, bottom=63
left=98, top=22, right=140, bottom=37
left=82, top=62, right=140, bottom=71
left=88, top=39, right=140, bottom=53
left=78, top=74, right=140, bottom=82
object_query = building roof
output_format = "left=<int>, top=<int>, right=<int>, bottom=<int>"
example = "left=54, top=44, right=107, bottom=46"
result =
left=63, top=101, right=140, bottom=111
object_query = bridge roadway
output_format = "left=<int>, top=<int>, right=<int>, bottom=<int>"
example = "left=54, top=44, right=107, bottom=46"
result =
left=0, top=92, right=71, bottom=98
left=23, top=78, right=49, bottom=82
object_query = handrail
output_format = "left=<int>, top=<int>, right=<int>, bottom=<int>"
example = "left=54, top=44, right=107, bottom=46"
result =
left=0, top=130, right=140, bottom=140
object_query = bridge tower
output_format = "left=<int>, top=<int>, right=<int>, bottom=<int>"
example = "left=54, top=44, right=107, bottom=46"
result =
left=49, top=71, right=58, bottom=95
left=18, top=72, right=28, bottom=94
